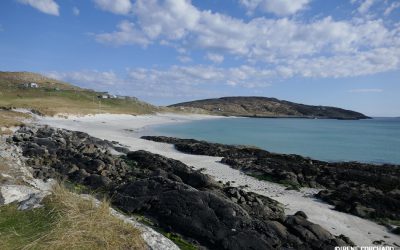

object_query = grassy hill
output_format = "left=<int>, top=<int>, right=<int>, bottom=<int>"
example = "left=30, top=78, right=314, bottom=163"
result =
left=170, top=96, right=369, bottom=120
left=0, top=71, right=158, bottom=117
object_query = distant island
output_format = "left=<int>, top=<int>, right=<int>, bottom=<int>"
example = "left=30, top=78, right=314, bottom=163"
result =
left=170, top=96, right=370, bottom=120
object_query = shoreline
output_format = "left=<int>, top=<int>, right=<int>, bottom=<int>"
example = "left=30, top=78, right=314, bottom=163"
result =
left=35, top=113, right=400, bottom=246
left=139, top=115, right=400, bottom=166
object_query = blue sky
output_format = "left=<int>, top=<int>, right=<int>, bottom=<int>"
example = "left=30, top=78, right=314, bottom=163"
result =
left=1, top=0, right=400, bottom=116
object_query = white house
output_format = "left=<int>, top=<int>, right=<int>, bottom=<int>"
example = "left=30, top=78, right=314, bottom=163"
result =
left=24, top=82, right=39, bottom=88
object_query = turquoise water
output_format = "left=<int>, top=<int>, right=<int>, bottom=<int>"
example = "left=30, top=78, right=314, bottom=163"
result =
left=147, top=117, right=400, bottom=164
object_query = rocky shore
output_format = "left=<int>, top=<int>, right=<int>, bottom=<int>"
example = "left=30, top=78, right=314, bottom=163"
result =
left=142, top=136, right=400, bottom=234
left=8, top=126, right=354, bottom=249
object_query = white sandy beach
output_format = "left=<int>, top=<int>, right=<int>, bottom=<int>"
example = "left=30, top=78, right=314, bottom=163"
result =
left=37, top=113, right=400, bottom=247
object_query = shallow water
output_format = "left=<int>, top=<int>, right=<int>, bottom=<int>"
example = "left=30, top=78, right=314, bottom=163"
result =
left=147, top=117, right=400, bottom=164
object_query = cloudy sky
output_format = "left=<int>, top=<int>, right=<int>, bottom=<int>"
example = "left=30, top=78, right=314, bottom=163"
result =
left=1, top=0, right=400, bottom=116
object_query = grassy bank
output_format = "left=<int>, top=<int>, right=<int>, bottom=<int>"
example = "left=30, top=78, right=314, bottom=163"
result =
left=0, top=72, right=157, bottom=116
left=0, top=110, right=31, bottom=135
left=0, top=184, right=146, bottom=250
left=0, top=87, right=157, bottom=116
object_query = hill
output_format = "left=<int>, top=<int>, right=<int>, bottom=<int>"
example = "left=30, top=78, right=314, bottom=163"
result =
left=0, top=71, right=157, bottom=116
left=170, top=96, right=369, bottom=120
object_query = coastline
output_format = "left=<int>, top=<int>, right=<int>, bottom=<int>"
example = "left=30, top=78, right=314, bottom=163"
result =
left=36, top=113, right=400, bottom=246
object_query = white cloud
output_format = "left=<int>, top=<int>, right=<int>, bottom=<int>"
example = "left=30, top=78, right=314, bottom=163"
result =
left=93, top=0, right=132, bottom=15
left=93, top=0, right=400, bottom=79
left=17, top=0, right=60, bottom=16
left=72, top=6, right=80, bottom=16
left=348, top=88, right=383, bottom=93
left=47, top=56, right=396, bottom=100
left=95, top=20, right=150, bottom=46
left=281, top=47, right=400, bottom=78
left=239, top=0, right=311, bottom=16
left=177, top=56, right=192, bottom=63
left=126, top=65, right=272, bottom=89
left=134, top=0, right=200, bottom=40
left=46, top=65, right=273, bottom=101
left=384, top=2, right=400, bottom=16
left=206, top=53, right=224, bottom=64
left=47, top=70, right=120, bottom=89
left=356, top=0, right=376, bottom=14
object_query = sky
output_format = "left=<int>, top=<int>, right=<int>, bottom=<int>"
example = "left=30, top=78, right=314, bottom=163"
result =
left=0, top=0, right=400, bottom=116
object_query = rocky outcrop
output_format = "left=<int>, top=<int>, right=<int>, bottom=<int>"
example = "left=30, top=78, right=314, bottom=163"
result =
left=142, top=136, right=400, bottom=224
left=170, top=96, right=369, bottom=120
left=9, top=126, right=353, bottom=249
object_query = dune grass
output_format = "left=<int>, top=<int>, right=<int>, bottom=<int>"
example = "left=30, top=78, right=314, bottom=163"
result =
left=0, top=110, right=30, bottom=127
left=0, top=110, right=31, bottom=135
left=0, top=184, right=146, bottom=250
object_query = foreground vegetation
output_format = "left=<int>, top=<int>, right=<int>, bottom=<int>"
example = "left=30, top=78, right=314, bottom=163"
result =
left=0, top=184, right=145, bottom=250
left=0, top=110, right=31, bottom=135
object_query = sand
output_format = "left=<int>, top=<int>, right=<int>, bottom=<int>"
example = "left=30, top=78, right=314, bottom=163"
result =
left=37, top=113, right=400, bottom=247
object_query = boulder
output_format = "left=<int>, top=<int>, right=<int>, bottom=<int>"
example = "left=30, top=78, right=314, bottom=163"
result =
left=84, top=174, right=112, bottom=189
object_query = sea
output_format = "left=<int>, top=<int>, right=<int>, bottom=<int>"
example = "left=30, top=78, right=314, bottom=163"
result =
left=146, top=117, right=400, bottom=165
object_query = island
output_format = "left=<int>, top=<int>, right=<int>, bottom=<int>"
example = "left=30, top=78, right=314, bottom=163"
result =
left=170, top=96, right=370, bottom=120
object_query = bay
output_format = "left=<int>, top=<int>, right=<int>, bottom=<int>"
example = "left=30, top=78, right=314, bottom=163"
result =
left=147, top=117, right=400, bottom=165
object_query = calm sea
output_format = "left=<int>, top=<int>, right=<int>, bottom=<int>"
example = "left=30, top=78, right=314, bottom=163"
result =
left=147, top=117, right=400, bottom=165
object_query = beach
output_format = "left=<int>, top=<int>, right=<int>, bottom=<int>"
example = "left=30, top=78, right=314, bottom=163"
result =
left=37, top=113, right=400, bottom=246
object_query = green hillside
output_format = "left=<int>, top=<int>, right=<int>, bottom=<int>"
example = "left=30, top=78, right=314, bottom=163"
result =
left=171, top=96, right=369, bottom=120
left=0, top=71, right=158, bottom=116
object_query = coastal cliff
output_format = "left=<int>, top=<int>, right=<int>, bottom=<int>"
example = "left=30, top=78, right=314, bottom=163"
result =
left=170, top=97, right=369, bottom=120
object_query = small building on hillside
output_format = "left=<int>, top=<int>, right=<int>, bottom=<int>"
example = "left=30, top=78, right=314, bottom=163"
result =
left=97, top=93, right=118, bottom=99
left=24, top=82, right=39, bottom=88
left=98, top=94, right=109, bottom=99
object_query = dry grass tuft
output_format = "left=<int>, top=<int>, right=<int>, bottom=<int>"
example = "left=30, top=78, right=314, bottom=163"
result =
left=0, top=160, right=9, bottom=172
left=0, top=183, right=146, bottom=250
left=26, top=183, right=146, bottom=250
left=0, top=110, right=31, bottom=130
left=0, top=160, right=11, bottom=184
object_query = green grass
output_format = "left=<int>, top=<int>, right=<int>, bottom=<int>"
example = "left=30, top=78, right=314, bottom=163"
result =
left=0, top=204, right=56, bottom=249
left=0, top=184, right=145, bottom=250
left=247, top=173, right=276, bottom=182
left=376, top=218, right=400, bottom=227
left=162, top=232, right=198, bottom=250
left=63, top=181, right=91, bottom=194
left=0, top=87, right=157, bottom=116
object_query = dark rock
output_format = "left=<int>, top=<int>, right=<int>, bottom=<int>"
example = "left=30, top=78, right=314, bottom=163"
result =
left=88, top=159, right=106, bottom=172
left=352, top=203, right=376, bottom=218
left=85, top=174, right=112, bottom=189
left=70, top=169, right=90, bottom=182
left=392, top=227, right=400, bottom=235
left=11, top=126, right=355, bottom=249
left=67, top=164, right=79, bottom=174
left=143, top=136, right=400, bottom=223
left=294, top=211, right=308, bottom=219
